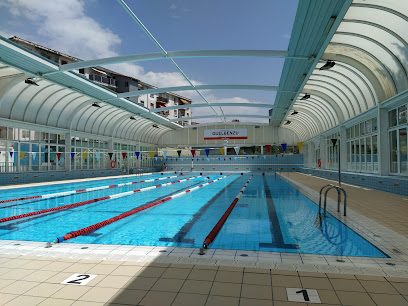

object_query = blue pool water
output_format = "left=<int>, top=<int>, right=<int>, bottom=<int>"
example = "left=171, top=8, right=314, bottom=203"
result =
left=0, top=173, right=387, bottom=257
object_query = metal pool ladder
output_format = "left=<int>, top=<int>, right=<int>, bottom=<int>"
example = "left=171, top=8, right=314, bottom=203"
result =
left=319, top=184, right=347, bottom=217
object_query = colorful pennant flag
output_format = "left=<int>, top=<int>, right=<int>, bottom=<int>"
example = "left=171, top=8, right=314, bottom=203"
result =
left=191, top=149, right=195, bottom=157
left=149, top=151, right=154, bottom=159
left=108, top=152, right=113, bottom=160
left=71, top=152, right=75, bottom=160
left=122, top=152, right=127, bottom=159
left=297, top=142, right=304, bottom=151
left=56, top=152, right=61, bottom=161
left=95, top=152, right=100, bottom=160
left=220, top=148, right=224, bottom=155
left=135, top=152, right=140, bottom=159
left=163, top=150, right=167, bottom=159
left=205, top=148, right=210, bottom=157
left=10, top=152, right=13, bottom=158
left=82, top=152, right=88, bottom=160
left=32, top=152, right=37, bottom=160
left=177, top=150, right=181, bottom=157
left=234, top=146, right=240, bottom=155
left=20, top=152, right=25, bottom=159
left=265, top=145, right=271, bottom=153
left=281, top=143, right=287, bottom=153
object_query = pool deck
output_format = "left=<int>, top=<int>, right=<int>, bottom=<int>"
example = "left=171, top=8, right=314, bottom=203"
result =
left=0, top=172, right=408, bottom=305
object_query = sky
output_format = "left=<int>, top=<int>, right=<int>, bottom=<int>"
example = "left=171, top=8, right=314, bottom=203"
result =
left=0, top=0, right=299, bottom=124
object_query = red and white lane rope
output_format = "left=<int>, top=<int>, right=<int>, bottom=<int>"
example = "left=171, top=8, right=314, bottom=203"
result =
left=203, top=174, right=253, bottom=248
left=56, top=174, right=231, bottom=243
left=0, top=175, right=203, bottom=224
left=0, top=175, right=183, bottom=204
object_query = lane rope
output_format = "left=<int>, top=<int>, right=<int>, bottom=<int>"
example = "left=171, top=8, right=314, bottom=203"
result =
left=0, top=174, right=184, bottom=204
left=0, top=175, right=202, bottom=224
left=203, top=174, right=253, bottom=249
left=56, top=174, right=231, bottom=243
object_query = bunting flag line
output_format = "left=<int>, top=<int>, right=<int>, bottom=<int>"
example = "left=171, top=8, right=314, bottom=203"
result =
left=71, top=152, right=75, bottom=160
left=162, top=150, right=167, bottom=159
left=220, top=148, right=225, bottom=155
left=297, top=142, right=304, bottom=151
left=265, top=144, right=271, bottom=153
left=177, top=150, right=181, bottom=157
left=135, top=152, right=140, bottom=159
left=234, top=146, right=240, bottom=155
left=281, top=143, right=287, bottom=153
left=56, top=153, right=61, bottom=161
left=205, top=148, right=210, bottom=157
left=149, top=151, right=154, bottom=159
left=191, top=149, right=195, bottom=157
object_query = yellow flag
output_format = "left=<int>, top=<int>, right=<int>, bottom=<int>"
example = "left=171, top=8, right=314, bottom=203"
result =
left=20, top=152, right=25, bottom=159
left=269, top=155, right=271, bottom=158
left=149, top=151, right=154, bottom=158
left=186, top=158, right=189, bottom=161
left=297, top=142, right=304, bottom=151
left=220, top=148, right=225, bottom=155
left=83, top=152, right=88, bottom=160
left=160, top=158, right=162, bottom=161
left=213, top=158, right=215, bottom=161
left=240, top=157, right=242, bottom=160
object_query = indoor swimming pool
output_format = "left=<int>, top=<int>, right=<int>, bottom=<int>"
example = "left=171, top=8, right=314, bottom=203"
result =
left=0, top=173, right=388, bottom=258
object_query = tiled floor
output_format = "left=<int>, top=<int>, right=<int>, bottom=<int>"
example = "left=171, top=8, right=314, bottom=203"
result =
left=0, top=253, right=408, bottom=305
left=1, top=172, right=408, bottom=305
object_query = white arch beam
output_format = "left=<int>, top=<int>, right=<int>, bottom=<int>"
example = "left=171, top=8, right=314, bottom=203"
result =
left=168, top=114, right=271, bottom=122
left=150, top=102, right=273, bottom=112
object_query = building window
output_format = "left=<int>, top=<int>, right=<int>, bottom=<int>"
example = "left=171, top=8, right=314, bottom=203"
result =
left=388, top=104, right=408, bottom=175
left=79, top=68, right=85, bottom=74
left=125, top=81, right=129, bottom=87
left=61, top=60, right=68, bottom=65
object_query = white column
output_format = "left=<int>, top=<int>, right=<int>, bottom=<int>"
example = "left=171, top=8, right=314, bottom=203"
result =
left=378, top=106, right=389, bottom=176
left=319, top=135, right=326, bottom=169
left=339, top=125, right=347, bottom=171
left=65, top=132, right=71, bottom=171
left=308, top=142, right=314, bottom=167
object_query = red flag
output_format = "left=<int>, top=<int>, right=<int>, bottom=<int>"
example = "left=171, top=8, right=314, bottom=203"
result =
left=122, top=152, right=127, bottom=159
left=191, top=149, right=195, bottom=157
left=265, top=145, right=271, bottom=153
left=56, top=153, right=61, bottom=160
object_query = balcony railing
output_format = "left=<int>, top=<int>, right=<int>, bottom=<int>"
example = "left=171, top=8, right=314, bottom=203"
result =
left=89, top=74, right=117, bottom=87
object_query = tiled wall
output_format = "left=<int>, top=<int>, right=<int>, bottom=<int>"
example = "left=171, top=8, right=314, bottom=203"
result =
left=0, top=169, right=125, bottom=186
left=300, top=168, right=408, bottom=196
left=154, top=155, right=304, bottom=172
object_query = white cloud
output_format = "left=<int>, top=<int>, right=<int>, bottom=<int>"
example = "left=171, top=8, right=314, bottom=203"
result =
left=0, top=0, right=271, bottom=123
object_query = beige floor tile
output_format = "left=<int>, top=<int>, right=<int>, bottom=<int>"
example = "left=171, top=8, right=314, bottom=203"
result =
left=43, top=272, right=73, bottom=284
left=243, top=272, right=271, bottom=285
left=273, top=301, right=314, bottom=306
left=94, top=275, right=132, bottom=289
left=360, top=280, right=399, bottom=294
left=3, top=259, right=32, bottom=269
left=3, top=295, right=45, bottom=306
left=300, top=276, right=333, bottom=290
left=40, top=262, right=74, bottom=272
left=51, top=285, right=90, bottom=300
left=0, top=293, right=18, bottom=305
left=297, top=271, right=327, bottom=278
left=188, top=269, right=216, bottom=281
left=270, top=270, right=298, bottom=276
left=161, top=268, right=191, bottom=279
left=71, top=301, right=104, bottom=306
left=0, top=280, right=39, bottom=295
left=272, top=286, right=287, bottom=301
left=387, top=277, right=408, bottom=283
left=1, top=268, right=34, bottom=280
left=136, top=267, right=165, bottom=278
left=244, top=268, right=270, bottom=274
left=125, top=276, right=158, bottom=290
left=22, top=270, right=58, bottom=283
left=193, top=265, right=218, bottom=271
left=210, top=282, right=241, bottom=297
left=111, top=265, right=143, bottom=277
left=271, top=275, right=301, bottom=287
left=336, top=291, right=376, bottom=306
left=151, top=278, right=185, bottom=292
left=139, top=291, right=176, bottom=306
left=78, top=287, right=119, bottom=303
left=20, top=261, right=53, bottom=270
left=205, top=295, right=239, bottom=306
left=0, top=268, right=12, bottom=276
left=329, top=278, right=365, bottom=292
left=180, top=280, right=212, bottom=294
left=355, top=274, right=386, bottom=281
left=391, top=282, right=408, bottom=295
left=24, top=283, right=65, bottom=297
left=239, top=298, right=273, bottom=306
left=107, top=288, right=147, bottom=305
left=86, top=264, right=119, bottom=275
left=369, top=293, right=408, bottom=306
left=172, top=293, right=208, bottom=306
left=214, top=271, right=242, bottom=283
left=37, top=298, right=74, bottom=306
left=241, top=284, right=272, bottom=300
left=326, top=273, right=356, bottom=280
left=148, top=262, right=170, bottom=268
left=0, top=279, right=15, bottom=290
left=169, top=264, right=194, bottom=269
left=62, top=263, right=96, bottom=273
left=318, top=289, right=341, bottom=304
left=217, top=266, right=243, bottom=272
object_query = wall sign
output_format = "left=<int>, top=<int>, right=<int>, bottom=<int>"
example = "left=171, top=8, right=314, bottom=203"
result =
left=61, top=274, right=98, bottom=286
left=204, top=128, right=247, bottom=140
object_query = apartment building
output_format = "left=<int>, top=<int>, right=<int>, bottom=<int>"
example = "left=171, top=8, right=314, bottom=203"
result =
left=9, top=36, right=192, bottom=125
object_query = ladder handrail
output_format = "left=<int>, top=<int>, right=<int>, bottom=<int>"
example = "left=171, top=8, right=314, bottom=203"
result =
left=319, top=184, right=347, bottom=217
left=319, top=184, right=335, bottom=214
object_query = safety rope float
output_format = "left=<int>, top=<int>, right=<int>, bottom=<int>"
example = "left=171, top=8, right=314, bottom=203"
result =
left=203, top=174, right=253, bottom=249
left=56, top=174, right=231, bottom=243
left=0, top=175, right=202, bottom=224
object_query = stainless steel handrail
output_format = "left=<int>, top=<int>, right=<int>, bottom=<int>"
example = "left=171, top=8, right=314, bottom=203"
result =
left=319, top=184, right=347, bottom=217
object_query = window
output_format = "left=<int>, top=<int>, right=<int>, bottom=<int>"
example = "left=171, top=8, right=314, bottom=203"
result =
left=125, top=81, right=129, bottom=87
left=79, top=68, right=84, bottom=74
left=61, top=60, right=68, bottom=65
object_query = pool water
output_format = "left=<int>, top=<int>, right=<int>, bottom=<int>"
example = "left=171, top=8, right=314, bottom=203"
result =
left=0, top=173, right=387, bottom=257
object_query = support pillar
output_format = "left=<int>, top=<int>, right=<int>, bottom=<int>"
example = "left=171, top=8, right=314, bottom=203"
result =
left=65, top=133, right=71, bottom=171
left=378, top=106, right=389, bottom=176
left=339, top=125, right=347, bottom=172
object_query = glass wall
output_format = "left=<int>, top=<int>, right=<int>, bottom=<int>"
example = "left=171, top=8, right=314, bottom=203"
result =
left=346, top=117, right=378, bottom=173
left=71, top=137, right=109, bottom=170
left=325, top=132, right=339, bottom=170
left=389, top=104, right=408, bottom=175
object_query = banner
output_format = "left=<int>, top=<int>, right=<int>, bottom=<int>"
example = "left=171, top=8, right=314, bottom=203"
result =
left=191, top=149, right=196, bottom=157
left=122, top=152, right=127, bottom=159
left=20, top=152, right=25, bottom=159
left=56, top=152, right=61, bottom=161
left=204, top=128, right=247, bottom=140
left=234, top=146, right=240, bottom=155
left=220, top=148, right=225, bottom=155
left=265, top=145, right=271, bottom=153
left=71, top=152, right=75, bottom=160
left=162, top=150, right=167, bottom=159
left=281, top=143, right=287, bottom=153
left=135, top=152, right=140, bottom=159
left=297, top=142, right=304, bottom=151
left=177, top=150, right=181, bottom=157
left=205, top=148, right=210, bottom=157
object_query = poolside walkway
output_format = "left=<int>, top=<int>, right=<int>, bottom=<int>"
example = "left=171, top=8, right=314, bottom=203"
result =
left=279, top=172, right=408, bottom=239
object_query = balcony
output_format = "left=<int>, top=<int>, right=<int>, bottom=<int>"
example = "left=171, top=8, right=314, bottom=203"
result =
left=89, top=74, right=117, bottom=87
left=156, top=96, right=168, bottom=103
